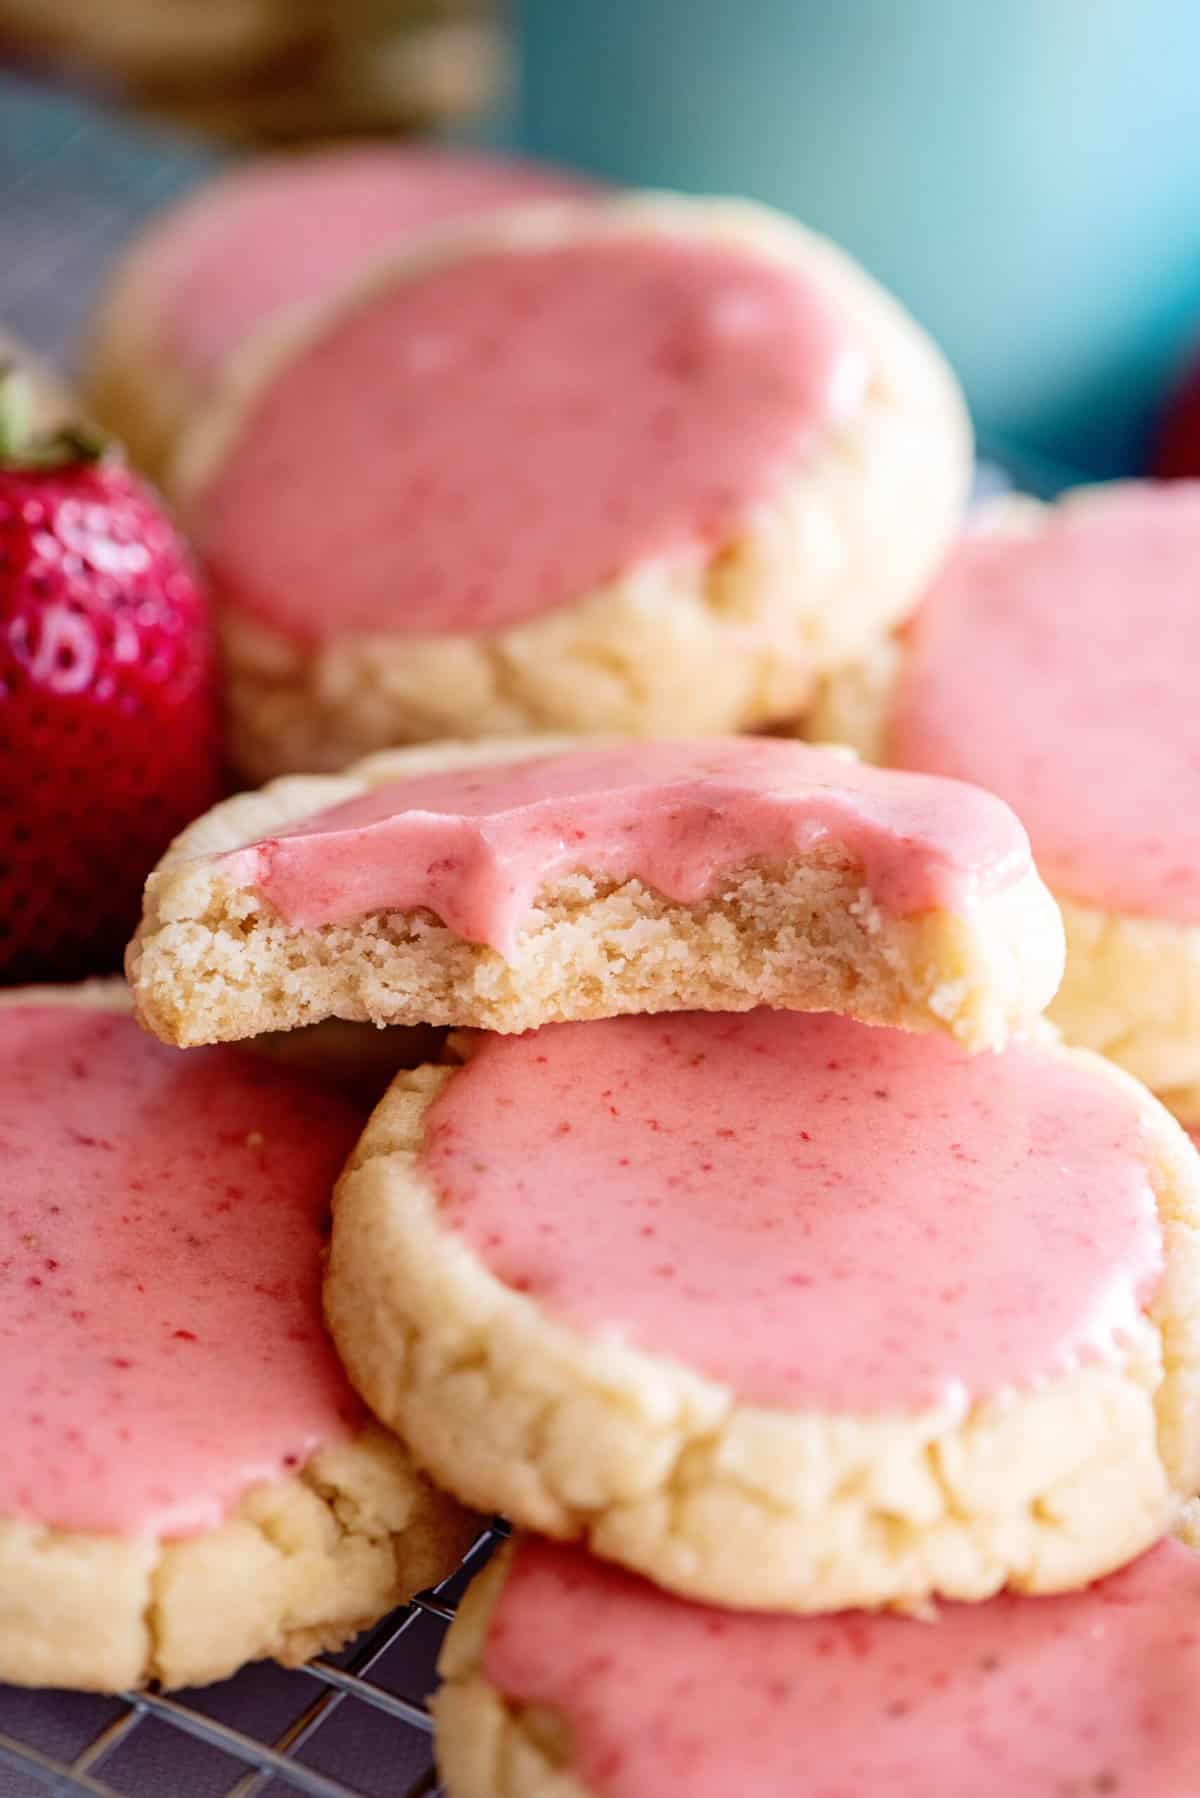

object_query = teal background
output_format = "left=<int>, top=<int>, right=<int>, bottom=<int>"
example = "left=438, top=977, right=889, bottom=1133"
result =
left=511, top=0, right=1200, bottom=478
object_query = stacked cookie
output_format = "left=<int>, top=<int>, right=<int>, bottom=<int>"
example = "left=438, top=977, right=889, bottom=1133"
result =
left=84, top=145, right=595, bottom=481
left=9, top=163, right=980, bottom=1703
left=8, top=151, right=1200, bottom=1795
left=809, top=479, right=1200, bottom=1134
left=86, top=158, right=969, bottom=779
left=123, top=729, right=1200, bottom=1794
left=0, top=982, right=477, bottom=1692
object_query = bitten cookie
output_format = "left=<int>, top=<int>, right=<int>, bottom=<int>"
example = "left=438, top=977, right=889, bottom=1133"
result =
left=434, top=1531, right=1200, bottom=1798
left=127, top=735, right=1063, bottom=1054
left=0, top=984, right=475, bottom=1693
left=84, top=145, right=593, bottom=480
left=809, top=482, right=1200, bottom=1124
left=168, top=191, right=970, bottom=778
left=325, top=1008, right=1200, bottom=1614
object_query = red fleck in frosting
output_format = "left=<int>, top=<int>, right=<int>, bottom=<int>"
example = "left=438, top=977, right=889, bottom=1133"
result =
left=0, top=1006, right=366, bottom=1537
left=890, top=483, right=1200, bottom=923
left=420, top=1011, right=1161, bottom=1412
left=143, top=146, right=593, bottom=406
left=193, top=231, right=858, bottom=640
left=225, top=738, right=1032, bottom=952
left=482, top=1537, right=1200, bottom=1798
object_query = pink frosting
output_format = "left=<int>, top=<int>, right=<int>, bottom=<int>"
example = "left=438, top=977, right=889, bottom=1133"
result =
left=225, top=738, right=1032, bottom=952
left=890, top=482, right=1200, bottom=922
left=0, top=1006, right=366, bottom=1537
left=420, top=1011, right=1161, bottom=1412
left=146, top=146, right=593, bottom=402
left=194, top=233, right=857, bottom=640
left=483, top=1537, right=1200, bottom=1798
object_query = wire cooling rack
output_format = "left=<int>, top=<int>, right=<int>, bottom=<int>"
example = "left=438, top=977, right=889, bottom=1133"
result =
left=0, top=1524, right=503, bottom=1798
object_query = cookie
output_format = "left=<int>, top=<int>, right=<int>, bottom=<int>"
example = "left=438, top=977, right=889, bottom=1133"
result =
left=127, top=735, right=1063, bottom=1053
left=167, top=191, right=970, bottom=778
left=809, top=483, right=1200, bottom=1124
left=84, top=145, right=593, bottom=479
left=434, top=1530, right=1200, bottom=1798
left=0, top=984, right=475, bottom=1692
left=325, top=1007, right=1200, bottom=1614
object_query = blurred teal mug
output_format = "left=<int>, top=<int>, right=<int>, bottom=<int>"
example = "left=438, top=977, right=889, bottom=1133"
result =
left=513, top=0, right=1200, bottom=477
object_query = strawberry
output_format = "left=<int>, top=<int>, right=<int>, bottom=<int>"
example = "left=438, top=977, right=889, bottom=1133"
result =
left=0, top=371, right=220, bottom=982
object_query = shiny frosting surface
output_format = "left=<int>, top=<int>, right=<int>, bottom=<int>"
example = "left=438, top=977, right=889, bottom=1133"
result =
left=483, top=1537, right=1200, bottom=1798
left=0, top=1006, right=365, bottom=1537
left=196, top=232, right=858, bottom=639
left=154, top=146, right=591, bottom=391
left=228, top=738, right=1033, bottom=949
left=421, top=1011, right=1161, bottom=1412
left=891, top=483, right=1200, bottom=921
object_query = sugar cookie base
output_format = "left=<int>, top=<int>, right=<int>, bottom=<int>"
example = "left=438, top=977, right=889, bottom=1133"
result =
left=127, top=738, right=1063, bottom=1055
left=434, top=1551, right=582, bottom=1798
left=165, top=193, right=970, bottom=780
left=806, top=491, right=1200, bottom=1123
left=433, top=1512, right=1200, bottom=1798
left=325, top=1034, right=1200, bottom=1616
left=0, top=1424, right=476, bottom=1693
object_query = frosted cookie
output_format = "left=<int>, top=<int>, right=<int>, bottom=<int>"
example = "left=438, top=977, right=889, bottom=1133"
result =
left=127, top=735, right=1063, bottom=1053
left=0, top=985, right=475, bottom=1693
left=84, top=145, right=593, bottom=480
left=435, top=1532, right=1200, bottom=1798
left=810, top=483, right=1200, bottom=1123
left=325, top=1008, right=1200, bottom=1614
left=170, top=192, right=970, bottom=778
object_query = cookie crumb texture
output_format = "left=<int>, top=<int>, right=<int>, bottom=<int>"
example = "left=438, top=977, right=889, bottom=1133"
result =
left=433, top=1536, right=1200, bottom=1798
left=0, top=1424, right=475, bottom=1693
left=326, top=1015, right=1200, bottom=1614
left=127, top=738, right=1063, bottom=1055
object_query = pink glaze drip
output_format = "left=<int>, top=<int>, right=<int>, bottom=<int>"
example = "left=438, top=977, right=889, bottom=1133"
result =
left=226, top=738, right=1032, bottom=953
left=483, top=1537, right=1200, bottom=1798
left=148, top=146, right=593, bottom=401
left=194, top=234, right=856, bottom=639
left=890, top=482, right=1200, bottom=923
left=0, top=1007, right=366, bottom=1537
left=420, top=1012, right=1161, bottom=1412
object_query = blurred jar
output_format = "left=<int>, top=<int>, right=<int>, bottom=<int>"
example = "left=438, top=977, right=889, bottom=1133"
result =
left=515, top=0, right=1200, bottom=477
left=0, top=0, right=506, bottom=144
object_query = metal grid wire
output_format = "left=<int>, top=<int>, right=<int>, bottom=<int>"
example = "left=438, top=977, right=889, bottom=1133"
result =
left=0, top=1525, right=504, bottom=1798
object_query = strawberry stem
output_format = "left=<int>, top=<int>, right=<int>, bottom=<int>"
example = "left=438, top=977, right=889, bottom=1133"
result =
left=0, top=363, right=108, bottom=470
